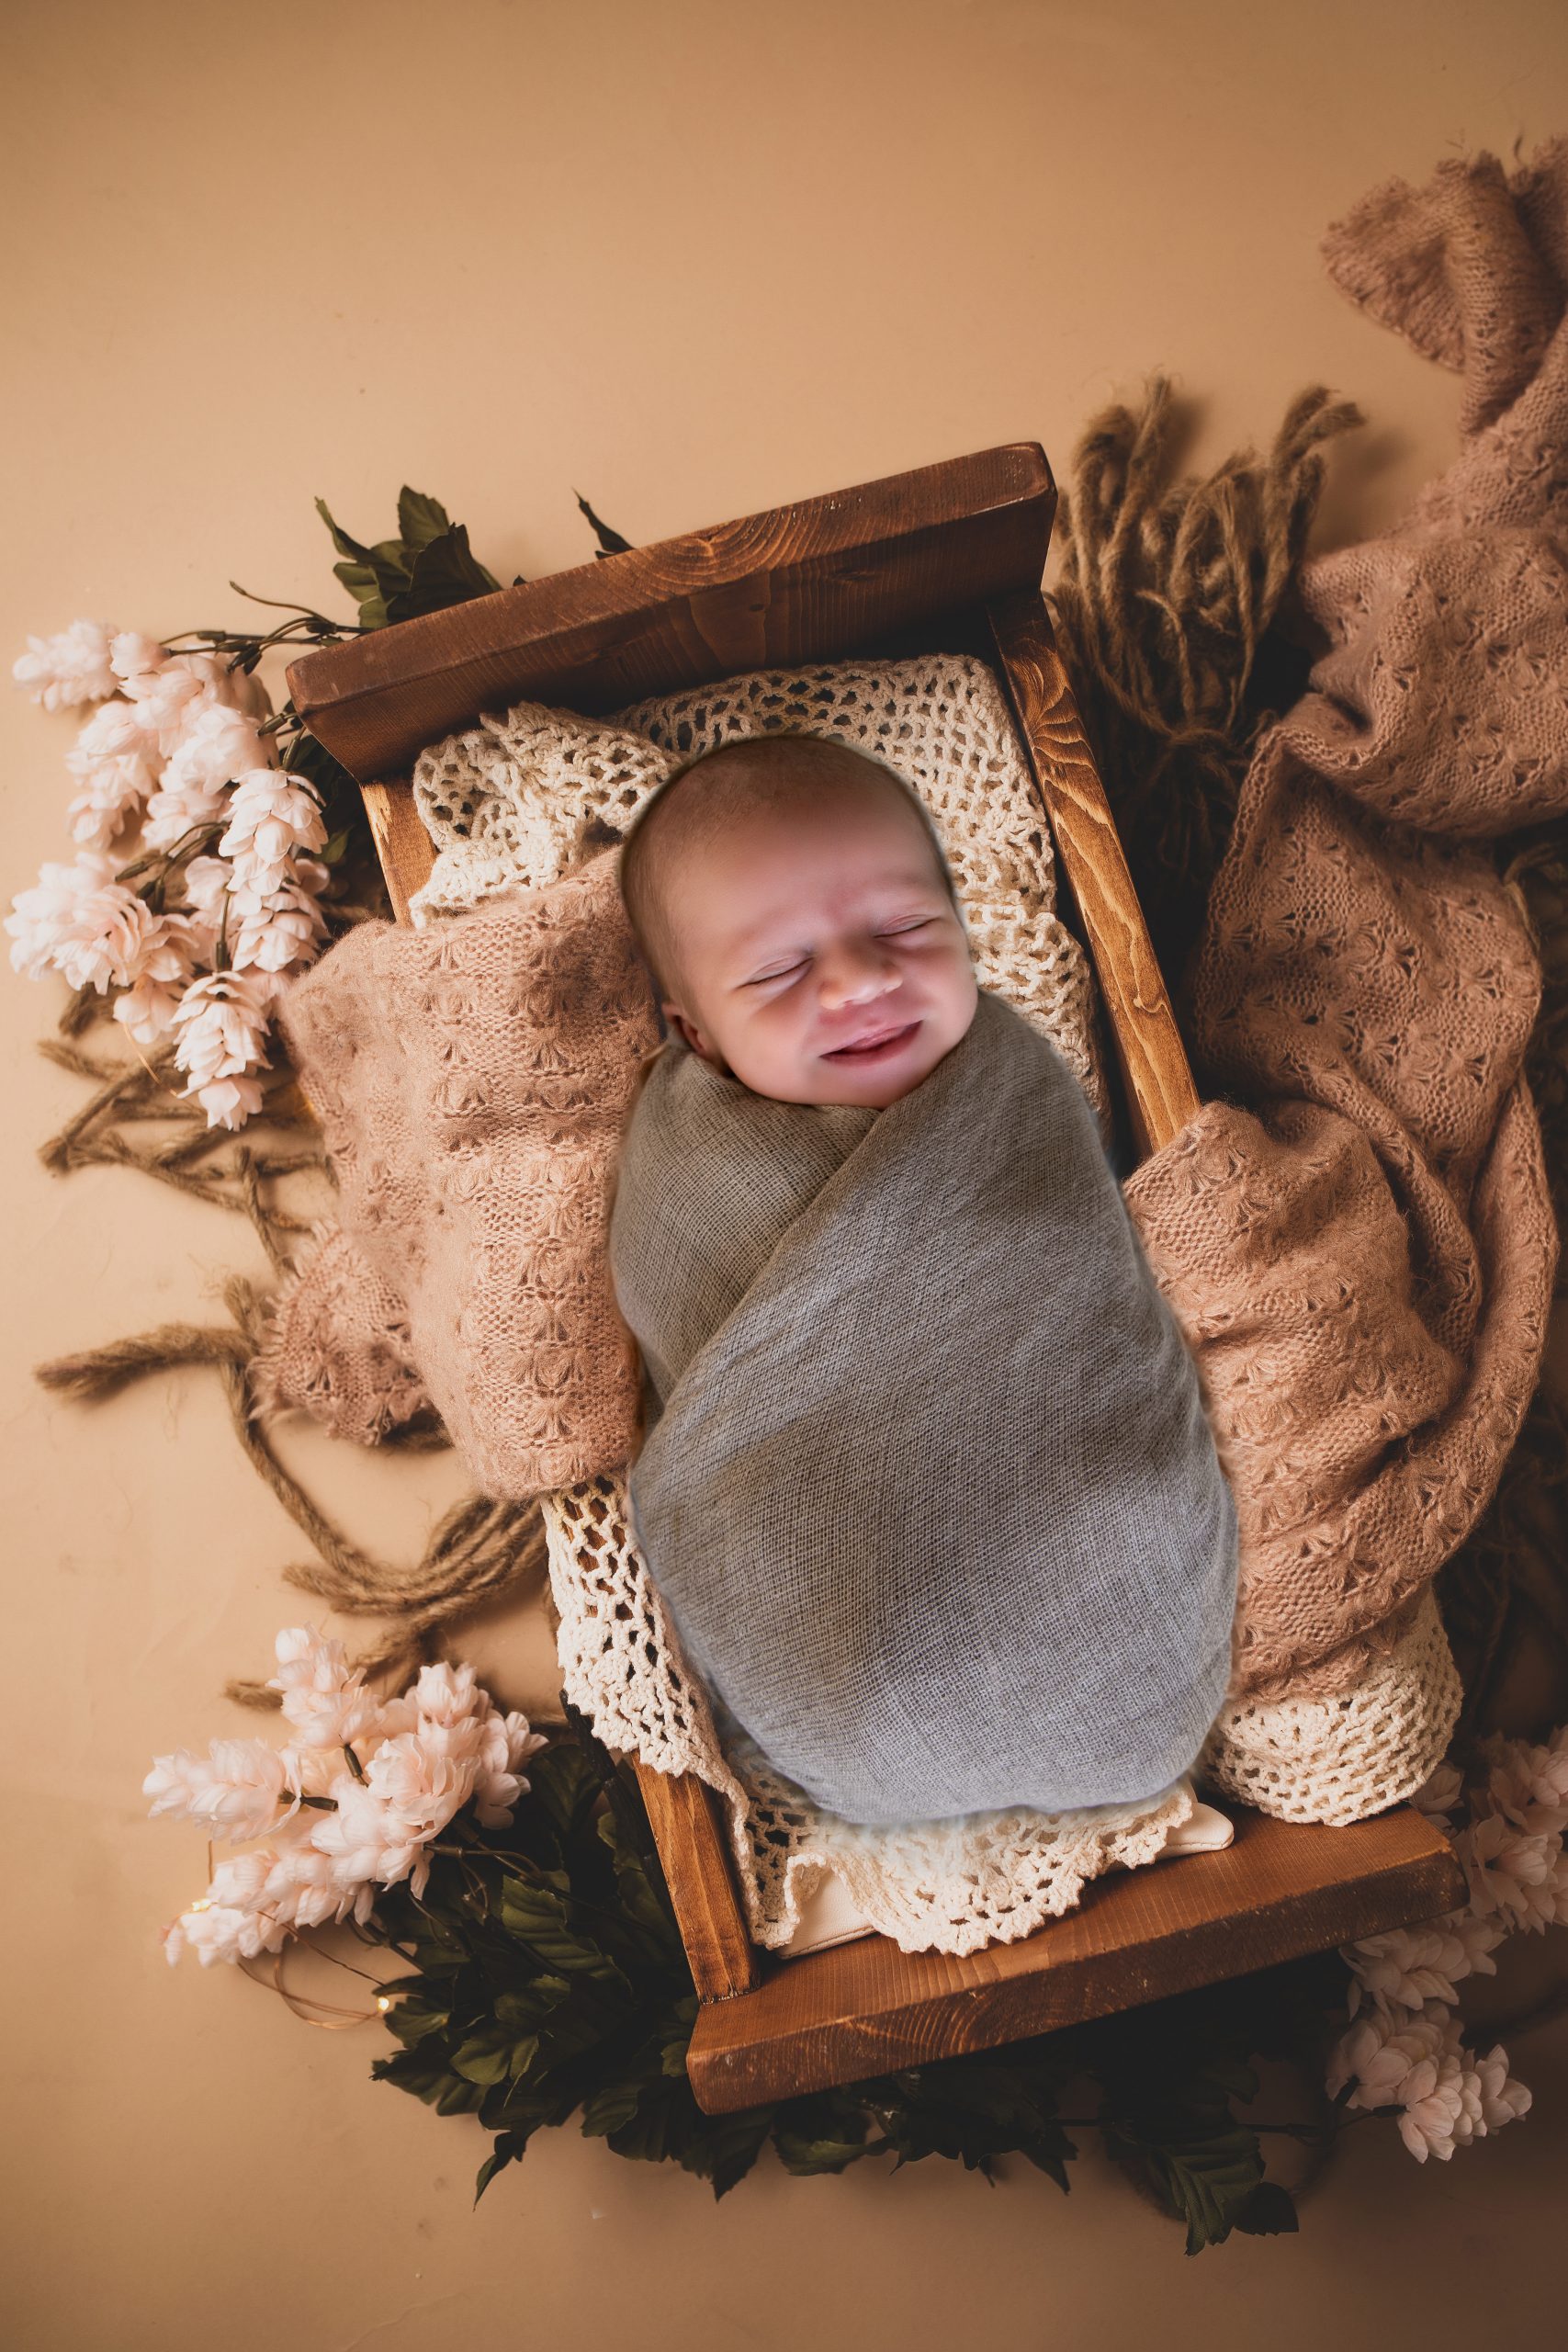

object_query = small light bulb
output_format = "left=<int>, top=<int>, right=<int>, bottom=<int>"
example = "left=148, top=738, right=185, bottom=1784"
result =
left=377, top=1994, right=392, bottom=2013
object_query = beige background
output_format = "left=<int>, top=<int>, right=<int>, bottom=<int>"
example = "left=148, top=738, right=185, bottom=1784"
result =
left=6, top=4, right=1567, bottom=2346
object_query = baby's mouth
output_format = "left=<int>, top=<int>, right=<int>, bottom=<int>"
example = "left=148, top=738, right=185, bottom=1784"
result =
left=822, top=1019, right=921, bottom=1062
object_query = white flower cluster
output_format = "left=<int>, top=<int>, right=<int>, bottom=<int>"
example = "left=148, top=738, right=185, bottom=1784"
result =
left=6, top=618, right=331, bottom=1129
left=145, top=1625, right=547, bottom=1967
left=1327, top=1727, right=1568, bottom=2161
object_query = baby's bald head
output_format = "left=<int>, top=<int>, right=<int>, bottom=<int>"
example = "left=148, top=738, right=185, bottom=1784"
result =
left=618, top=733, right=955, bottom=1006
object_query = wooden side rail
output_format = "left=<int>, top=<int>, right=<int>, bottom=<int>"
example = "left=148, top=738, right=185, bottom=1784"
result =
left=288, top=443, right=1056, bottom=779
left=987, top=591, right=1201, bottom=1158
left=635, top=1764, right=761, bottom=1998
left=685, top=1806, right=1466, bottom=2112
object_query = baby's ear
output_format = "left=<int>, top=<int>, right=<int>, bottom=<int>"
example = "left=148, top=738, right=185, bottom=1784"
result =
left=662, top=1001, right=714, bottom=1062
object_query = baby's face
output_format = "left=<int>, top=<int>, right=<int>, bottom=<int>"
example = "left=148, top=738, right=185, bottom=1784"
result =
left=658, top=782, right=978, bottom=1107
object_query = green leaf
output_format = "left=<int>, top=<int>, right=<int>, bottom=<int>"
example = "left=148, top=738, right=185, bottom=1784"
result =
left=507, top=2033, right=542, bottom=2083
left=494, top=1975, right=573, bottom=2033
left=529, top=1741, right=607, bottom=1848
left=687, top=2104, right=777, bottom=2199
left=473, top=2129, right=532, bottom=2205
left=372, top=2041, right=486, bottom=2117
left=579, top=2078, right=646, bottom=2138
left=773, top=2129, right=874, bottom=2177
left=383, top=523, right=501, bottom=623
left=598, top=1806, right=683, bottom=1961
left=397, top=487, right=455, bottom=551
left=314, top=490, right=498, bottom=629
left=451, top=2030, right=514, bottom=2088
left=575, top=490, right=633, bottom=558
left=496, top=1877, right=631, bottom=1985
left=1233, top=2179, right=1299, bottom=2238
left=1105, top=2118, right=1267, bottom=2256
left=314, top=495, right=375, bottom=565
left=378, top=1993, right=453, bottom=2050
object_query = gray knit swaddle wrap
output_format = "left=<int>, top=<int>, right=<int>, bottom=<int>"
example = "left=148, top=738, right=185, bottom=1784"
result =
left=609, top=989, right=1239, bottom=1826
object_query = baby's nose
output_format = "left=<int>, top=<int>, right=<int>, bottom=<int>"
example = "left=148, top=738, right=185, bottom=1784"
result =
left=818, top=944, right=900, bottom=1010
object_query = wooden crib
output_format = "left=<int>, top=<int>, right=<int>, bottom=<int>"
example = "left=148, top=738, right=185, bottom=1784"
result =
left=287, top=445, right=1464, bottom=2116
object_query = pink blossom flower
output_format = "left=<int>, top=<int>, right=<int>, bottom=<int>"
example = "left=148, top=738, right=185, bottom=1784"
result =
left=13, top=618, right=117, bottom=709
left=108, top=631, right=169, bottom=691
left=1463, top=1807, right=1560, bottom=1929
left=1479, top=1732, right=1568, bottom=1839
left=5, top=853, right=161, bottom=991
left=266, top=1623, right=385, bottom=1753
left=111, top=912, right=200, bottom=1046
left=1326, top=2002, right=1485, bottom=2162
left=310, top=1750, right=467, bottom=1901
left=141, top=704, right=268, bottom=853
left=117, top=649, right=236, bottom=752
left=192, top=1074, right=265, bottom=1131
left=6, top=858, right=105, bottom=980
left=170, top=967, right=273, bottom=1089
left=142, top=1736, right=297, bottom=1842
left=1473, top=2044, right=1532, bottom=2132
left=63, top=699, right=162, bottom=846
left=256, top=1840, right=371, bottom=1932
left=174, top=853, right=233, bottom=960
left=231, top=880, right=328, bottom=977
left=408, top=1662, right=547, bottom=1826
left=1342, top=1917, right=1502, bottom=2015
left=173, top=1849, right=295, bottom=1967
left=1410, top=1758, right=1465, bottom=1826
left=220, top=770, right=327, bottom=890
left=363, top=1733, right=475, bottom=1839
left=152, top=1627, right=552, bottom=1963
left=1398, top=2038, right=1484, bottom=2163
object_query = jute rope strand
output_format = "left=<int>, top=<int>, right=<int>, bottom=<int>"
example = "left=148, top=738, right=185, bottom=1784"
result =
left=32, top=981, right=550, bottom=1705
left=1047, top=374, right=1364, bottom=1000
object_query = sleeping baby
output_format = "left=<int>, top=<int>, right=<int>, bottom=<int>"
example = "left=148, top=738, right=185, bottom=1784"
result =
left=608, top=731, right=1239, bottom=1828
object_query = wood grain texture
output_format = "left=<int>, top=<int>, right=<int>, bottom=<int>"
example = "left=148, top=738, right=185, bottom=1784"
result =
left=287, top=444, right=1055, bottom=780
left=359, top=780, right=435, bottom=923
left=684, top=1805, right=1466, bottom=2112
left=987, top=589, right=1201, bottom=1158
left=634, top=1762, right=761, bottom=1998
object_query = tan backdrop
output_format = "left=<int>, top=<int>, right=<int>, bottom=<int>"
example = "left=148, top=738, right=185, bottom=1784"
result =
left=5, top=3, right=1566, bottom=2346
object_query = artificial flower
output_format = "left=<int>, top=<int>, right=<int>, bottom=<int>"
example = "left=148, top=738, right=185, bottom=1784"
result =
left=231, top=880, right=328, bottom=976
left=13, top=618, right=117, bottom=710
left=266, top=1623, right=385, bottom=1753
left=219, top=769, right=327, bottom=889
left=1342, top=1915, right=1505, bottom=2015
left=5, top=853, right=162, bottom=992
left=193, top=1074, right=264, bottom=1129
left=169, top=967, right=274, bottom=1087
left=142, top=1736, right=298, bottom=1843
left=63, top=698, right=163, bottom=846
left=151, top=1625, right=551, bottom=1965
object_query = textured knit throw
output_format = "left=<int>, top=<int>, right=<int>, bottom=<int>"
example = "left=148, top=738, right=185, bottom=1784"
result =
left=271, top=851, right=657, bottom=1491
left=607, top=989, right=1240, bottom=1826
